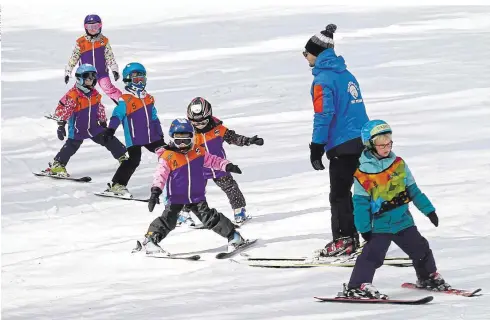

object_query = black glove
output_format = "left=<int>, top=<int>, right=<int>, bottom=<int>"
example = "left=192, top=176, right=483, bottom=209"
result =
left=99, top=121, right=107, bottom=128
left=64, top=75, right=69, bottom=84
left=57, top=120, right=67, bottom=140
left=247, top=135, right=264, bottom=146
left=103, top=127, right=115, bottom=143
left=225, top=163, right=242, bottom=174
left=113, top=71, right=120, bottom=81
left=428, top=211, right=439, bottom=227
left=148, top=187, right=162, bottom=212
left=361, top=231, right=372, bottom=242
left=309, top=143, right=326, bottom=170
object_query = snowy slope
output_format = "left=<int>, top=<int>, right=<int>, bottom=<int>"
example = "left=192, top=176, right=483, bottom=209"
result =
left=2, top=2, right=490, bottom=319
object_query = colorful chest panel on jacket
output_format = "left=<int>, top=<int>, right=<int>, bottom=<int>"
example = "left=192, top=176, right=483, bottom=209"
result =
left=66, top=88, right=101, bottom=112
left=161, top=146, right=206, bottom=171
left=159, top=146, right=207, bottom=204
left=77, top=35, right=108, bottom=54
left=64, top=88, right=103, bottom=140
left=121, top=93, right=155, bottom=116
left=354, top=157, right=411, bottom=215
left=195, top=125, right=226, bottom=146
left=76, top=35, right=109, bottom=76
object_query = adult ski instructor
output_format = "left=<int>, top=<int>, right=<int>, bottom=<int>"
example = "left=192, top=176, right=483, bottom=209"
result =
left=304, top=24, right=369, bottom=257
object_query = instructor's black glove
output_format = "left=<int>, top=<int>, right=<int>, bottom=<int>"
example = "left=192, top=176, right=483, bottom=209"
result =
left=309, top=142, right=326, bottom=170
left=103, top=127, right=115, bottom=144
left=427, top=211, right=439, bottom=227
left=148, top=187, right=162, bottom=212
left=361, top=231, right=372, bottom=242
left=64, top=75, right=70, bottom=84
left=225, top=163, right=242, bottom=174
left=246, top=135, right=264, bottom=146
left=57, top=120, right=67, bottom=140
left=113, top=71, right=120, bottom=81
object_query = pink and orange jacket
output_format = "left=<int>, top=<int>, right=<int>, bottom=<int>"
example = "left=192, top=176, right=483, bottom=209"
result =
left=153, top=145, right=230, bottom=204
left=54, top=86, right=107, bottom=140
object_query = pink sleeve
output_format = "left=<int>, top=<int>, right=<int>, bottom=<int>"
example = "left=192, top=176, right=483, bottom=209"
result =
left=98, top=102, right=107, bottom=122
left=152, top=157, right=171, bottom=190
left=204, top=152, right=230, bottom=172
left=54, top=94, right=76, bottom=121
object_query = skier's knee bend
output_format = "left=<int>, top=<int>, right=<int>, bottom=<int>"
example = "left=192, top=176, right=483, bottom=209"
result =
left=128, top=156, right=141, bottom=169
left=200, top=208, right=221, bottom=229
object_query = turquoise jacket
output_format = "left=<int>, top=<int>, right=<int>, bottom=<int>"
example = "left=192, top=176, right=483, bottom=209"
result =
left=353, top=150, right=435, bottom=234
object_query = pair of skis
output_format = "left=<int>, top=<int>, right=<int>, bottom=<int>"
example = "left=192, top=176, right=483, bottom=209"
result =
left=315, top=285, right=482, bottom=305
left=132, top=238, right=258, bottom=261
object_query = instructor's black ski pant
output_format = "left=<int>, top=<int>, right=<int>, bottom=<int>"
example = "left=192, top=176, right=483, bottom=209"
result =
left=147, top=201, right=236, bottom=241
left=329, top=154, right=360, bottom=240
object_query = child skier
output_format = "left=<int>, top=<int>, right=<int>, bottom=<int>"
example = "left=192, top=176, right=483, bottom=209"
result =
left=176, top=97, right=264, bottom=226
left=44, top=64, right=127, bottom=177
left=102, top=62, right=166, bottom=196
left=64, top=14, right=122, bottom=104
left=141, top=118, right=248, bottom=254
left=341, top=120, right=451, bottom=299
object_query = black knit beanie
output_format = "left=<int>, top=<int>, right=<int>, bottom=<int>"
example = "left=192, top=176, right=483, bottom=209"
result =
left=305, top=24, right=337, bottom=57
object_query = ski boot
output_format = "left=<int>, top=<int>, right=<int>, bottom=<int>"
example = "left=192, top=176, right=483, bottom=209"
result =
left=314, top=236, right=359, bottom=258
left=105, top=183, right=132, bottom=198
left=118, top=154, right=128, bottom=164
left=45, top=161, right=69, bottom=177
left=233, top=207, right=251, bottom=224
left=177, top=211, right=196, bottom=227
left=142, top=232, right=169, bottom=256
left=341, top=283, right=389, bottom=300
left=227, top=231, right=245, bottom=252
left=416, top=272, right=451, bottom=291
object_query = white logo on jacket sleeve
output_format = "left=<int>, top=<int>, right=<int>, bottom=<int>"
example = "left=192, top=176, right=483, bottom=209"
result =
left=348, top=81, right=363, bottom=104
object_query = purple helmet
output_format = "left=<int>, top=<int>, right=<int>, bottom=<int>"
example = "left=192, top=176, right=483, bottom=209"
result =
left=84, top=14, right=102, bottom=24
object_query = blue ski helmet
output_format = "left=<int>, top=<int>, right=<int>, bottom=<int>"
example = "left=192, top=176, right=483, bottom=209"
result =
left=361, top=120, right=392, bottom=148
left=84, top=14, right=102, bottom=24
left=122, top=62, right=147, bottom=91
left=74, top=64, right=97, bottom=89
left=168, top=118, right=195, bottom=152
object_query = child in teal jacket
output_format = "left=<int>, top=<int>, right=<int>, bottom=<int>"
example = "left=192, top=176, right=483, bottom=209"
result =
left=341, top=120, right=451, bottom=299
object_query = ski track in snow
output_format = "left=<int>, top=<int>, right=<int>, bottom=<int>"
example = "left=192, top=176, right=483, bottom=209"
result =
left=2, top=3, right=490, bottom=319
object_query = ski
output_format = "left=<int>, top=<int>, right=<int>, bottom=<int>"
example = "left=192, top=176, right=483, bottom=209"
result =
left=33, top=172, right=91, bottom=182
left=234, top=260, right=412, bottom=269
left=216, top=239, right=258, bottom=259
left=314, top=295, right=433, bottom=305
left=240, top=254, right=411, bottom=262
left=401, top=283, right=482, bottom=297
left=93, top=192, right=150, bottom=202
left=147, top=254, right=201, bottom=261
left=132, top=240, right=200, bottom=260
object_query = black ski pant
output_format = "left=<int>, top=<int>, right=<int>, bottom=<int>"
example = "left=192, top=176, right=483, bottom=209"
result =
left=348, top=226, right=437, bottom=288
left=112, top=139, right=166, bottom=186
left=54, top=133, right=126, bottom=165
left=147, top=201, right=236, bottom=241
left=329, top=154, right=360, bottom=240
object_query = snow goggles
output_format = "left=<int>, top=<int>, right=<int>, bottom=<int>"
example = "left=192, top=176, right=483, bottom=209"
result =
left=85, top=23, right=102, bottom=32
left=130, top=71, right=146, bottom=86
left=174, top=138, right=193, bottom=147
left=81, top=72, right=97, bottom=80
left=191, top=119, right=209, bottom=128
